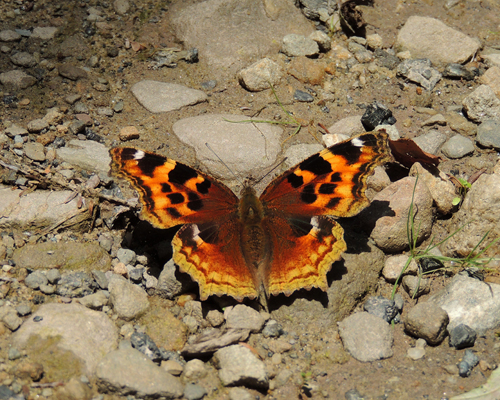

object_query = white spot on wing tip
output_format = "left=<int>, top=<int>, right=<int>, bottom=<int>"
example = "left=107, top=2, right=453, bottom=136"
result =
left=352, top=138, right=364, bottom=147
left=134, top=150, right=145, bottom=160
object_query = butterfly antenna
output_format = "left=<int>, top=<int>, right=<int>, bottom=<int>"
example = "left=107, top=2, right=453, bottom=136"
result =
left=254, top=157, right=288, bottom=185
left=205, top=143, right=243, bottom=185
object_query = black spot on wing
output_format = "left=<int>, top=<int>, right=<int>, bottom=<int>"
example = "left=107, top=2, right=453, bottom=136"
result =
left=287, top=173, right=304, bottom=189
left=300, top=184, right=317, bottom=204
left=319, top=183, right=336, bottom=194
left=187, top=192, right=203, bottom=211
left=161, top=183, right=172, bottom=193
left=330, top=172, right=342, bottom=182
left=196, top=179, right=211, bottom=194
left=300, top=153, right=333, bottom=175
left=167, top=193, right=185, bottom=204
left=167, top=207, right=182, bottom=219
left=168, top=162, right=198, bottom=185
left=326, top=197, right=341, bottom=209
left=137, top=153, right=166, bottom=177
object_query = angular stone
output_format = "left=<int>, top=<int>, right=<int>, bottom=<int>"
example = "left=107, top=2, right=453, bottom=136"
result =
left=131, top=80, right=207, bottom=113
left=395, top=16, right=480, bottom=66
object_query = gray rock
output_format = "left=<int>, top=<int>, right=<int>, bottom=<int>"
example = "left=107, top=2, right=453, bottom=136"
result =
left=113, top=0, right=130, bottom=15
left=169, top=0, right=313, bottom=80
left=404, top=302, right=449, bottom=345
left=116, top=248, right=136, bottom=265
left=458, top=349, right=479, bottom=377
left=402, top=275, right=430, bottom=298
left=409, top=162, right=457, bottom=215
left=96, top=348, right=183, bottom=398
left=16, top=304, right=32, bottom=316
left=449, top=324, right=477, bottom=349
left=338, top=312, right=394, bottom=362
left=365, top=177, right=434, bottom=252
left=78, top=291, right=109, bottom=310
left=309, top=30, right=331, bottom=52
left=97, top=107, right=113, bottom=117
left=24, top=142, right=45, bottom=161
left=73, top=101, right=89, bottom=114
left=326, top=115, right=365, bottom=137
left=157, top=259, right=184, bottom=299
left=206, top=309, right=224, bottom=327
left=10, top=52, right=36, bottom=67
left=238, top=58, right=284, bottom=92
left=31, top=27, right=58, bottom=40
left=443, top=63, right=476, bottom=81
left=395, top=16, right=480, bottom=66
left=0, top=70, right=36, bottom=90
left=477, top=119, right=500, bottom=149
left=412, top=130, right=447, bottom=155
left=131, top=80, right=207, bottom=113
left=65, top=94, right=82, bottom=105
left=421, top=113, right=447, bottom=127
left=46, top=269, right=61, bottom=284
left=182, top=359, right=207, bottom=382
left=281, top=34, right=319, bottom=57
left=93, top=270, right=109, bottom=289
left=429, top=275, right=500, bottom=334
left=56, top=140, right=111, bottom=175
left=12, top=303, right=118, bottom=376
left=225, top=304, right=266, bottom=333
left=181, top=328, right=250, bottom=357
left=25, top=271, right=48, bottom=289
left=441, top=134, right=475, bottom=158
left=382, top=254, right=419, bottom=283
left=463, top=85, right=500, bottom=123
left=0, top=30, right=21, bottom=42
left=364, top=296, right=397, bottom=323
left=213, top=344, right=269, bottom=389
left=262, top=320, right=283, bottom=338
left=407, top=346, right=426, bottom=360
left=2, top=310, right=23, bottom=331
left=27, top=119, right=49, bottom=133
left=172, top=114, right=282, bottom=187
left=446, top=112, right=477, bottom=136
left=58, top=64, right=88, bottom=81
left=4, top=124, right=28, bottom=138
left=108, top=276, right=149, bottom=320
left=397, top=59, right=442, bottom=91
left=56, top=272, right=95, bottom=297
left=8, top=347, right=22, bottom=360
left=442, top=172, right=500, bottom=258
left=184, top=383, right=207, bottom=400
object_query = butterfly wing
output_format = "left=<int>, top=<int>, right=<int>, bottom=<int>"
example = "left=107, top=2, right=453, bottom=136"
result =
left=259, top=132, right=391, bottom=297
left=110, top=147, right=258, bottom=300
left=260, top=131, right=392, bottom=218
left=110, top=147, right=239, bottom=228
left=261, top=215, right=346, bottom=297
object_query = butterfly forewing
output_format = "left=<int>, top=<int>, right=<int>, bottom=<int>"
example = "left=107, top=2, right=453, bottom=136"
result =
left=260, top=132, right=392, bottom=218
left=110, top=148, right=239, bottom=229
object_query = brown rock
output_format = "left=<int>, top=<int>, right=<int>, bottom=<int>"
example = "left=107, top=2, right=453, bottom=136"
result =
left=119, top=126, right=140, bottom=141
left=58, top=64, right=88, bottom=81
left=404, top=302, right=449, bottom=345
left=288, top=57, right=326, bottom=85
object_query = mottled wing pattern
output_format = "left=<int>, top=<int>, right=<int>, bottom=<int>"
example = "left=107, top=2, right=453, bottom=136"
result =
left=262, top=215, right=347, bottom=297
left=173, top=221, right=259, bottom=301
left=260, top=132, right=391, bottom=297
left=260, top=131, right=392, bottom=218
left=110, top=147, right=239, bottom=228
left=110, top=147, right=258, bottom=300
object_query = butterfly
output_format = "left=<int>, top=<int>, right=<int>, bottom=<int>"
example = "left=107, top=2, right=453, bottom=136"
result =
left=109, top=131, right=392, bottom=302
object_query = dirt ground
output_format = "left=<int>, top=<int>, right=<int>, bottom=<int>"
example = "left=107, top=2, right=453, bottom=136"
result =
left=2, top=0, right=500, bottom=399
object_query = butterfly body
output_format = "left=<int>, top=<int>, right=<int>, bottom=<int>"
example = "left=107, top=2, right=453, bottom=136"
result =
left=110, top=131, right=392, bottom=302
